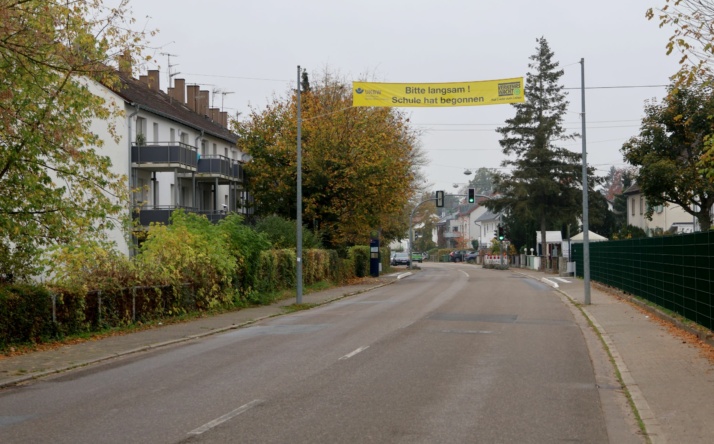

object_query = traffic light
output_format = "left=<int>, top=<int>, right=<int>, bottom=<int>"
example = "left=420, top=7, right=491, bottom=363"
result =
left=494, top=229, right=498, bottom=238
left=498, top=225, right=504, bottom=240
left=468, top=188, right=475, bottom=203
left=435, top=190, right=444, bottom=208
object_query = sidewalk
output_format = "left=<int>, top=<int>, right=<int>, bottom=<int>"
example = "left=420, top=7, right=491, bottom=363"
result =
left=2, top=267, right=714, bottom=443
left=515, top=268, right=714, bottom=444
left=0, top=272, right=409, bottom=389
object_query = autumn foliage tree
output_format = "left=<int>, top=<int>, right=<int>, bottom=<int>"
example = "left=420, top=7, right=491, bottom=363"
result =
left=0, top=1, right=151, bottom=280
left=236, top=71, right=425, bottom=249
left=622, top=82, right=714, bottom=230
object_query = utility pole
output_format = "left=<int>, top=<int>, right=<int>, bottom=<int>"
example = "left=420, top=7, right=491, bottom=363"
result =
left=296, top=66, right=303, bottom=304
left=580, top=58, right=591, bottom=305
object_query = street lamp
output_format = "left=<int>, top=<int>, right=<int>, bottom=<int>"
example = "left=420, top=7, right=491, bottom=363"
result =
left=463, top=169, right=473, bottom=248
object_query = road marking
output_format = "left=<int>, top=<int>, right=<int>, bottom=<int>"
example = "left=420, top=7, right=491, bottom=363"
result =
left=459, top=270, right=469, bottom=277
left=397, top=272, right=412, bottom=280
left=339, top=346, right=369, bottom=360
left=540, top=278, right=559, bottom=288
left=188, top=399, right=263, bottom=435
left=554, top=277, right=571, bottom=283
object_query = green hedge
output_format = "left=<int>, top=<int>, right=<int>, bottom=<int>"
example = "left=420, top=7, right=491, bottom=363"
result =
left=0, top=284, right=55, bottom=348
left=0, top=245, right=370, bottom=350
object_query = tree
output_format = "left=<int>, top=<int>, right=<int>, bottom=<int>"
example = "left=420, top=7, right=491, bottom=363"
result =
left=486, top=37, right=586, bottom=264
left=468, top=167, right=495, bottom=195
left=647, top=1, right=714, bottom=87
left=0, top=1, right=152, bottom=280
left=621, top=82, right=714, bottom=230
left=236, top=71, right=426, bottom=249
left=612, top=168, right=636, bottom=229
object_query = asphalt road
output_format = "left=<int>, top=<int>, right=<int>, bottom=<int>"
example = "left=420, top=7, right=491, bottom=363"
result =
left=0, top=263, right=627, bottom=443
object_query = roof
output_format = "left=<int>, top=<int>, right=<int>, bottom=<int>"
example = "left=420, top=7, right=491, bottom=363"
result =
left=535, top=231, right=562, bottom=243
left=110, top=72, right=239, bottom=145
left=475, top=209, right=502, bottom=222
left=622, top=183, right=640, bottom=196
left=569, top=230, right=608, bottom=242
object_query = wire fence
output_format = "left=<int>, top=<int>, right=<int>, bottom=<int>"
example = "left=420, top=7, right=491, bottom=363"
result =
left=571, top=231, right=713, bottom=330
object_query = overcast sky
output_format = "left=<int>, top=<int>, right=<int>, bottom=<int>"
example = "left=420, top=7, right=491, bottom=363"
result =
left=134, top=0, right=680, bottom=192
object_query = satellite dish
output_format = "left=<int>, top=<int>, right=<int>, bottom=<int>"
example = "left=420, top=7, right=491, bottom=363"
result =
left=464, top=169, right=472, bottom=176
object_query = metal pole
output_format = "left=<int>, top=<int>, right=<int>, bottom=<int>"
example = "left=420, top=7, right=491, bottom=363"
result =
left=296, top=66, right=303, bottom=304
left=580, top=58, right=591, bottom=305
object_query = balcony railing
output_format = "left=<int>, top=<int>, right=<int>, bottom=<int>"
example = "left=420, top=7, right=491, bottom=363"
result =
left=131, top=142, right=198, bottom=171
left=133, top=206, right=229, bottom=226
left=179, top=155, right=244, bottom=183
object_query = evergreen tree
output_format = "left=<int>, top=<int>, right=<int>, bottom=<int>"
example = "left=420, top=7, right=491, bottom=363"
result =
left=485, top=37, right=587, bottom=263
left=468, top=167, right=495, bottom=195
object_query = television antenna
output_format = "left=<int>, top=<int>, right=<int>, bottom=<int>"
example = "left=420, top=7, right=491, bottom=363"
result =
left=160, top=52, right=180, bottom=88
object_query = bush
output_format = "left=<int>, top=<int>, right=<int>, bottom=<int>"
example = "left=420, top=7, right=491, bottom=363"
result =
left=349, top=246, right=370, bottom=277
left=218, top=214, right=271, bottom=303
left=0, top=284, right=54, bottom=348
left=135, top=211, right=235, bottom=311
left=254, top=215, right=322, bottom=249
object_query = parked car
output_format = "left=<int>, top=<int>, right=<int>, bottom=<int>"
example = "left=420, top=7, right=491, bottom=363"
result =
left=449, top=250, right=475, bottom=262
left=411, top=252, right=423, bottom=263
left=391, top=252, right=411, bottom=266
left=464, top=251, right=479, bottom=262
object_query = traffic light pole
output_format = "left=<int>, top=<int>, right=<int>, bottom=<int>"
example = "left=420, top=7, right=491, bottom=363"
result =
left=409, top=197, right=438, bottom=269
left=421, top=191, right=491, bottom=268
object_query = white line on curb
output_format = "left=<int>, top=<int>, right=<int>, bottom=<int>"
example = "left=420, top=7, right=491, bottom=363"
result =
left=541, top=278, right=559, bottom=288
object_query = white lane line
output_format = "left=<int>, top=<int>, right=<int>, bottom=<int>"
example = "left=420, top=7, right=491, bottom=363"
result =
left=541, top=278, right=559, bottom=288
left=188, top=399, right=263, bottom=435
left=554, top=277, right=571, bottom=283
left=339, top=346, right=369, bottom=360
left=459, top=270, right=469, bottom=277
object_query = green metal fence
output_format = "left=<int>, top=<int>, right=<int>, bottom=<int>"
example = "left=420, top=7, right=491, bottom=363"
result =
left=571, top=231, right=713, bottom=331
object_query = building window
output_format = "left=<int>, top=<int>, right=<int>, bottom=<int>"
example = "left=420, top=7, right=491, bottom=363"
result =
left=170, top=128, right=175, bottom=143
left=153, top=123, right=159, bottom=143
left=631, top=198, right=635, bottom=216
left=213, top=143, right=217, bottom=156
left=201, top=140, right=207, bottom=156
left=639, top=196, right=643, bottom=215
left=136, top=117, right=146, bottom=136
left=180, top=131, right=189, bottom=146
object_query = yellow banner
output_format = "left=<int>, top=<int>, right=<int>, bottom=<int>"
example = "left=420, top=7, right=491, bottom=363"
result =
left=352, top=78, right=524, bottom=108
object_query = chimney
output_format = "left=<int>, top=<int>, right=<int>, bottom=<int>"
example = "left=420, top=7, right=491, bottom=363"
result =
left=198, top=90, right=209, bottom=116
left=209, top=108, right=220, bottom=122
left=174, top=78, right=186, bottom=103
left=220, top=111, right=228, bottom=128
left=139, top=75, right=149, bottom=86
left=186, top=85, right=199, bottom=112
left=147, top=69, right=160, bottom=91
left=117, top=50, right=132, bottom=75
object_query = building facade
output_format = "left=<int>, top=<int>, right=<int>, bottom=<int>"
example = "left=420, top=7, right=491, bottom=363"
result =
left=90, top=68, right=248, bottom=255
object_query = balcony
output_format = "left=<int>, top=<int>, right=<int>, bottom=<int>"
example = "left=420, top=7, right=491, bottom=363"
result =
left=179, top=155, right=244, bottom=183
left=131, top=142, right=198, bottom=172
left=133, top=206, right=230, bottom=226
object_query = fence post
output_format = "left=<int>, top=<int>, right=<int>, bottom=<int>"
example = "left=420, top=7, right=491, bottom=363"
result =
left=97, top=290, right=102, bottom=325
left=132, top=286, right=136, bottom=322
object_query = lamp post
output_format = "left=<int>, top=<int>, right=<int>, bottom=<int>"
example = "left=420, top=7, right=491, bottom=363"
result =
left=474, top=222, right=482, bottom=250
left=463, top=169, right=473, bottom=249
